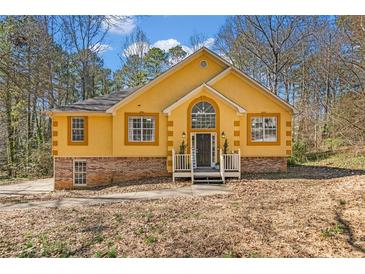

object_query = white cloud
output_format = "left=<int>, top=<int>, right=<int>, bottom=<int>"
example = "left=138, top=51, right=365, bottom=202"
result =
left=122, top=37, right=215, bottom=60
left=152, top=39, right=193, bottom=55
left=90, top=43, right=113, bottom=53
left=152, top=39, right=180, bottom=51
left=104, top=16, right=136, bottom=35
left=202, top=37, right=215, bottom=48
left=152, top=37, right=215, bottom=54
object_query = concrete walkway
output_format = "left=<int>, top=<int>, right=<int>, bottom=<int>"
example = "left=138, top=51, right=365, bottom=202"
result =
left=0, top=178, right=54, bottom=196
left=0, top=184, right=231, bottom=211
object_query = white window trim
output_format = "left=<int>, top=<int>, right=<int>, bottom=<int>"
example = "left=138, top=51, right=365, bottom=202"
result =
left=128, top=116, right=156, bottom=143
left=251, top=116, right=278, bottom=142
left=71, top=117, right=85, bottom=142
left=191, top=101, right=216, bottom=129
left=73, top=159, right=87, bottom=186
left=191, top=132, right=217, bottom=168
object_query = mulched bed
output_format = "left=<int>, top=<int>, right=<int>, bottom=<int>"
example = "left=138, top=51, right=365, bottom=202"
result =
left=0, top=166, right=364, bottom=258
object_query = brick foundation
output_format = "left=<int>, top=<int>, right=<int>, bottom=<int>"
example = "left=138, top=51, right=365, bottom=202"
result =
left=241, top=157, right=287, bottom=173
left=54, top=157, right=169, bottom=190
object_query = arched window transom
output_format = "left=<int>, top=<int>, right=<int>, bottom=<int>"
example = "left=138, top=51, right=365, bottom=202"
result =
left=191, top=101, right=216, bottom=129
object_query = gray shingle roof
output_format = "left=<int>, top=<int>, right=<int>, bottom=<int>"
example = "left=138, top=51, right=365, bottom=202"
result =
left=53, top=87, right=139, bottom=112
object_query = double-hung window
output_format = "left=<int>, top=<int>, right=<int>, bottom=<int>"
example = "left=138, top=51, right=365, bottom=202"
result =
left=68, top=116, right=88, bottom=145
left=126, top=113, right=159, bottom=145
left=73, top=160, right=86, bottom=185
left=249, top=114, right=280, bottom=144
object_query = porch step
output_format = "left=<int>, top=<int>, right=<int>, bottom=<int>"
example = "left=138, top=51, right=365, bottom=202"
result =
left=193, top=172, right=221, bottom=177
left=193, top=178, right=223, bottom=184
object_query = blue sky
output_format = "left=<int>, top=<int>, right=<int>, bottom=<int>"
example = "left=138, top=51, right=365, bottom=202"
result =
left=101, top=16, right=228, bottom=72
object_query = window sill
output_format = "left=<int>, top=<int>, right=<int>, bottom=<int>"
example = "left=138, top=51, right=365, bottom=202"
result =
left=67, top=141, right=88, bottom=146
left=247, top=140, right=280, bottom=146
left=125, top=141, right=159, bottom=146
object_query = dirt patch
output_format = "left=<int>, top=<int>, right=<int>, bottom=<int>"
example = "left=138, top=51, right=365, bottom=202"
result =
left=0, top=166, right=364, bottom=258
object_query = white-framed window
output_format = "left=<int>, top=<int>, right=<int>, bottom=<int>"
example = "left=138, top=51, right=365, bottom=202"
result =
left=73, top=160, right=86, bottom=185
left=71, top=117, right=85, bottom=142
left=128, top=116, right=156, bottom=142
left=251, top=116, right=277, bottom=142
left=191, top=101, right=216, bottom=129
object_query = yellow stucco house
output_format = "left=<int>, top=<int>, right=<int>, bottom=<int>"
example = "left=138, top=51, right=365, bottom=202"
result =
left=50, top=47, right=293, bottom=190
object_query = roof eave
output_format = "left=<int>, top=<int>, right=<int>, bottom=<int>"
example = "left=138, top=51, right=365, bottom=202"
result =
left=49, top=110, right=111, bottom=116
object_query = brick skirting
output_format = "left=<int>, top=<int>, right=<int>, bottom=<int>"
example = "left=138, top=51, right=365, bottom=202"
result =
left=54, top=156, right=287, bottom=190
left=54, top=157, right=169, bottom=190
left=241, top=157, right=287, bottom=173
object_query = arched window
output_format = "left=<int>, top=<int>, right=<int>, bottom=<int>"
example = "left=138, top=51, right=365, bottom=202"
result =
left=191, top=101, right=216, bottom=129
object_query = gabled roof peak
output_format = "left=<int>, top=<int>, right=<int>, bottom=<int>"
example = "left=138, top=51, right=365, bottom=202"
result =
left=163, top=83, right=246, bottom=115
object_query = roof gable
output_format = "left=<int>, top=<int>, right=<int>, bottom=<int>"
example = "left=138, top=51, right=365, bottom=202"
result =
left=51, top=47, right=294, bottom=114
left=208, top=67, right=294, bottom=113
left=106, top=47, right=230, bottom=114
left=163, top=83, right=246, bottom=115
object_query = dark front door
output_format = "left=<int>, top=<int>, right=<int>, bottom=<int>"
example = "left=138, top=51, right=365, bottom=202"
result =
left=196, top=133, right=211, bottom=167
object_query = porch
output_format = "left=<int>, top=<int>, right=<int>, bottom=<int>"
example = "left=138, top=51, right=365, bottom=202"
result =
left=172, top=149, right=241, bottom=184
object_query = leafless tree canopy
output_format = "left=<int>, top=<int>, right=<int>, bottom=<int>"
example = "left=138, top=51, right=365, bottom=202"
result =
left=215, top=16, right=365, bottom=152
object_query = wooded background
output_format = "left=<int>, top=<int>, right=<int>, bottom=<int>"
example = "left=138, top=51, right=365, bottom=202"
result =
left=0, top=16, right=364, bottom=178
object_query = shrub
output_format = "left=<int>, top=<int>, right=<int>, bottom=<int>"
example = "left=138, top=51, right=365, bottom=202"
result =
left=28, top=143, right=53, bottom=178
left=323, top=138, right=344, bottom=151
left=223, top=139, right=229, bottom=154
left=179, top=140, right=186, bottom=154
left=289, top=139, right=308, bottom=164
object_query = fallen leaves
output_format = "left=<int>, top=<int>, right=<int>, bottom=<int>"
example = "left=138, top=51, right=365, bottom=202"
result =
left=0, top=166, right=364, bottom=258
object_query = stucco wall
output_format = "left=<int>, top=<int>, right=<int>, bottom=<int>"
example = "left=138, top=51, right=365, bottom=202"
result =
left=51, top=50, right=292, bottom=160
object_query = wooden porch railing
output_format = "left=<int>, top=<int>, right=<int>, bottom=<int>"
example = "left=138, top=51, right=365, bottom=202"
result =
left=221, top=148, right=241, bottom=180
left=172, top=149, right=192, bottom=182
left=222, top=150, right=241, bottom=171
left=173, top=152, right=191, bottom=171
left=172, top=148, right=241, bottom=183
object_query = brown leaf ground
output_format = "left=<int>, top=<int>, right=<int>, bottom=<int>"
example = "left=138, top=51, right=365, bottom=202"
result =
left=0, top=166, right=364, bottom=258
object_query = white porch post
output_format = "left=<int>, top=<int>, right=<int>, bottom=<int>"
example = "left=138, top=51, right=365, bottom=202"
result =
left=238, top=148, right=241, bottom=180
left=219, top=148, right=225, bottom=183
left=172, top=148, right=175, bottom=182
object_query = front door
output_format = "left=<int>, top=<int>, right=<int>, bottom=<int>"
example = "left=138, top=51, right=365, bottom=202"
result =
left=196, top=133, right=211, bottom=167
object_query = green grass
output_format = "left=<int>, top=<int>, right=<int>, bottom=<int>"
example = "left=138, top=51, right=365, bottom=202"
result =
left=94, top=234, right=104, bottom=243
left=144, top=235, right=157, bottom=244
left=321, top=224, right=346, bottom=238
left=304, top=151, right=365, bottom=170
left=0, top=177, right=29, bottom=185
left=223, top=250, right=237, bottom=258
left=106, top=247, right=117, bottom=258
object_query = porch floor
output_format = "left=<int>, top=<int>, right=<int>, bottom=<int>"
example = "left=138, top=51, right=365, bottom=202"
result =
left=193, top=167, right=219, bottom=173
